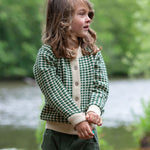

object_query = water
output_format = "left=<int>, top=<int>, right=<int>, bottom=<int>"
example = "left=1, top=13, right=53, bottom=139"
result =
left=0, top=79, right=150, bottom=150
left=103, top=79, right=150, bottom=127
left=0, top=81, right=41, bottom=128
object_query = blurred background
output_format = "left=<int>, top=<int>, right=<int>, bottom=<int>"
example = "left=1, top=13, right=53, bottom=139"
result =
left=0, top=0, right=150, bottom=150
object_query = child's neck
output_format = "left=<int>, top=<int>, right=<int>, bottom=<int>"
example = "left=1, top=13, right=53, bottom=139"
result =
left=67, top=37, right=79, bottom=50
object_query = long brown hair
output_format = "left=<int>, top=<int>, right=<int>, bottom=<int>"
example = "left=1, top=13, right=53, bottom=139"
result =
left=42, top=0, right=99, bottom=59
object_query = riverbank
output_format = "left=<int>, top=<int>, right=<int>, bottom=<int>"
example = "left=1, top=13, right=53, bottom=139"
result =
left=0, top=125, right=138, bottom=150
left=0, top=79, right=150, bottom=149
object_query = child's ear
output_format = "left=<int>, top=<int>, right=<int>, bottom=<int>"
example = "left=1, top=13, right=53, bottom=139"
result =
left=88, top=11, right=94, bottom=19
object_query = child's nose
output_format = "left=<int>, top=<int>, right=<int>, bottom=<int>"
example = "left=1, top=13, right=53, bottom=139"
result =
left=85, top=15, right=91, bottom=22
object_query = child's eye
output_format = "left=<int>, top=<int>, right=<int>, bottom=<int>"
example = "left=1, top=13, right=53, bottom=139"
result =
left=79, top=11, right=86, bottom=16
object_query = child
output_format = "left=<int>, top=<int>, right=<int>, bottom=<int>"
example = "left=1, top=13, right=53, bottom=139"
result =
left=33, top=0, right=109, bottom=149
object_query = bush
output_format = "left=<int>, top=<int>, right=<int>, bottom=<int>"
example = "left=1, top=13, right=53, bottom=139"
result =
left=97, top=127, right=114, bottom=150
left=132, top=99, right=150, bottom=146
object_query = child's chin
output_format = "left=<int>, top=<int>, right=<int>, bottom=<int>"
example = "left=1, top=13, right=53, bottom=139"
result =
left=78, top=33, right=88, bottom=38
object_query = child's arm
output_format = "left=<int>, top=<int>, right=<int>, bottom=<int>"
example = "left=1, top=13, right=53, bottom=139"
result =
left=75, top=121, right=94, bottom=139
left=86, top=51, right=109, bottom=123
left=86, top=111, right=102, bottom=126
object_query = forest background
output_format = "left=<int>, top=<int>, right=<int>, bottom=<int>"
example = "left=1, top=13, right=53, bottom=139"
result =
left=0, top=0, right=150, bottom=80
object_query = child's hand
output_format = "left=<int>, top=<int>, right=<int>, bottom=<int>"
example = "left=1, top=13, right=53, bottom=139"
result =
left=86, top=111, right=102, bottom=126
left=75, top=121, right=94, bottom=139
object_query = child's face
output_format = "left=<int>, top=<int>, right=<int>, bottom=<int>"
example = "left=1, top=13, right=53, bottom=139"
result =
left=70, top=4, right=91, bottom=38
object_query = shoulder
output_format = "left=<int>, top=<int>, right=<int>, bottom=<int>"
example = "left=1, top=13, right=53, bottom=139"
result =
left=34, top=44, right=59, bottom=68
left=91, top=49, right=102, bottom=60
left=37, top=44, right=58, bottom=61
left=38, top=44, right=55, bottom=57
left=86, top=47, right=102, bottom=58
left=95, top=50, right=102, bottom=57
left=93, top=50, right=106, bottom=66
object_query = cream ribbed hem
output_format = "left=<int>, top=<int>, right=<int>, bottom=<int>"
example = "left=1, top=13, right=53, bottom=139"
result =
left=87, top=105, right=101, bottom=116
left=46, top=121, right=96, bottom=135
left=68, top=112, right=86, bottom=127
left=46, top=121, right=78, bottom=135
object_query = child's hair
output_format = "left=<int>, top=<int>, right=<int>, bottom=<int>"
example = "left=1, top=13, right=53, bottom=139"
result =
left=42, top=0, right=99, bottom=59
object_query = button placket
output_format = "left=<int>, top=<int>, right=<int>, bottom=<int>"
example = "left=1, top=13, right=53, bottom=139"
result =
left=70, top=47, right=82, bottom=108
left=74, top=66, right=78, bottom=70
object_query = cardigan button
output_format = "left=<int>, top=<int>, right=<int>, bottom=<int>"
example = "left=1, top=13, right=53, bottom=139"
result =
left=75, top=82, right=79, bottom=86
left=75, top=97, right=79, bottom=101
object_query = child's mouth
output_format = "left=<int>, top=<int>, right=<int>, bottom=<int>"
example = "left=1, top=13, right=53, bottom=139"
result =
left=83, top=25, right=89, bottom=30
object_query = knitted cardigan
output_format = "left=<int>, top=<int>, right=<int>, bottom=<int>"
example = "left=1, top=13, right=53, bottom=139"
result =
left=33, top=44, right=109, bottom=128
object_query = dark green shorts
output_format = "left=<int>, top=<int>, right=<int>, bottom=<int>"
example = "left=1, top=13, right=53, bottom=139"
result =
left=41, top=129, right=100, bottom=150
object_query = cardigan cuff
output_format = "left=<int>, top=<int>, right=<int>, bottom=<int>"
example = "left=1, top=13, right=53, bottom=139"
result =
left=87, top=105, right=101, bottom=116
left=68, top=113, right=86, bottom=127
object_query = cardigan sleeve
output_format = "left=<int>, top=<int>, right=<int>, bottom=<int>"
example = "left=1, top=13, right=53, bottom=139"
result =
left=33, top=45, right=86, bottom=126
left=88, top=51, right=109, bottom=115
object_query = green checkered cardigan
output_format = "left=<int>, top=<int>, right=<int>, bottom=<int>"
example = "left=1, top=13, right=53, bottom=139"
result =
left=33, top=44, right=109, bottom=124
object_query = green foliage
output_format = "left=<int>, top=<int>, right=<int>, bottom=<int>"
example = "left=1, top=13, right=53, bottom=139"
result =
left=0, top=0, right=43, bottom=78
left=36, top=120, right=45, bottom=150
left=97, top=127, right=114, bottom=150
left=91, top=0, right=140, bottom=77
left=132, top=99, right=150, bottom=145
left=128, top=0, right=150, bottom=78
left=35, top=95, right=45, bottom=150
left=0, top=0, right=150, bottom=79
